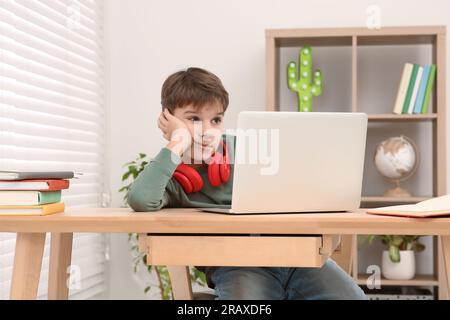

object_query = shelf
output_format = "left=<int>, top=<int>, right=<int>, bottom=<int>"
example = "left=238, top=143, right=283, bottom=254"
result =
left=361, top=196, right=431, bottom=204
left=368, top=114, right=437, bottom=122
left=267, top=26, right=447, bottom=299
left=357, top=274, right=439, bottom=287
left=357, top=34, right=438, bottom=46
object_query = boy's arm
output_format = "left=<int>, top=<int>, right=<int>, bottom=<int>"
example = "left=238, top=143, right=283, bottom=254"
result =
left=127, top=143, right=182, bottom=212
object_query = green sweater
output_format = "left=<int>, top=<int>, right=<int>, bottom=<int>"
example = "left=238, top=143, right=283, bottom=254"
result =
left=127, top=134, right=235, bottom=287
left=127, top=134, right=234, bottom=211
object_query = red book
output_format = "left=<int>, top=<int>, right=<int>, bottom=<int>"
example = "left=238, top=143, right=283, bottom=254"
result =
left=0, top=179, right=70, bottom=191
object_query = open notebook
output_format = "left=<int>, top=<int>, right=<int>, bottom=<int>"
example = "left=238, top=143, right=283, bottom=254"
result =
left=367, top=194, right=450, bottom=218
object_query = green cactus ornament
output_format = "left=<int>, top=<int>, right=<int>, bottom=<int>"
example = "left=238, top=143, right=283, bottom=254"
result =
left=287, top=46, right=323, bottom=112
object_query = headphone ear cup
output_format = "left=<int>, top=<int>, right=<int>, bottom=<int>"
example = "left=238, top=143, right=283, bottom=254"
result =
left=207, top=154, right=222, bottom=187
left=173, top=171, right=194, bottom=193
left=174, top=164, right=203, bottom=193
left=208, top=141, right=230, bottom=187
left=219, top=153, right=231, bottom=183
left=218, top=141, right=230, bottom=183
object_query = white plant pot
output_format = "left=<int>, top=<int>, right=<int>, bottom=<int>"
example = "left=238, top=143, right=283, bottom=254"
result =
left=381, top=250, right=415, bottom=280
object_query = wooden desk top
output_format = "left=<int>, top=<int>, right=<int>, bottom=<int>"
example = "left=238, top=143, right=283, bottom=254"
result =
left=0, top=207, right=450, bottom=235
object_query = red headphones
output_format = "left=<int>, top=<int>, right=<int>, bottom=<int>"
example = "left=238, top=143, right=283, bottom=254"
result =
left=173, top=141, right=230, bottom=193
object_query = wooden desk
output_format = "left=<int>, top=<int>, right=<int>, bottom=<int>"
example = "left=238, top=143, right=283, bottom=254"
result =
left=0, top=207, right=450, bottom=300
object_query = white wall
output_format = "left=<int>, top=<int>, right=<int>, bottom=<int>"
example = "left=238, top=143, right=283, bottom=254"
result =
left=105, top=0, right=450, bottom=299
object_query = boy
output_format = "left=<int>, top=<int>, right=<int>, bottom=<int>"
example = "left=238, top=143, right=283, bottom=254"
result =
left=127, top=67, right=367, bottom=300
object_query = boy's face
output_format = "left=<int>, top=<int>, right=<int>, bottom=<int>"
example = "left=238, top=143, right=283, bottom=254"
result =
left=173, top=103, right=225, bottom=163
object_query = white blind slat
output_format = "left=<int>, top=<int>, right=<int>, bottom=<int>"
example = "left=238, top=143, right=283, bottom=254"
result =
left=2, top=94, right=103, bottom=121
left=0, top=2, right=102, bottom=63
left=0, top=19, right=102, bottom=74
left=0, top=0, right=106, bottom=300
left=16, top=0, right=103, bottom=52
left=0, top=132, right=104, bottom=153
left=1, top=59, right=102, bottom=101
left=0, top=114, right=105, bottom=143
left=1, top=78, right=103, bottom=111
left=0, top=34, right=102, bottom=84
left=2, top=48, right=101, bottom=94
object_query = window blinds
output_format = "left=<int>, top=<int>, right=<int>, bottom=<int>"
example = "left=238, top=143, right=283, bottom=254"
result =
left=0, top=0, right=107, bottom=299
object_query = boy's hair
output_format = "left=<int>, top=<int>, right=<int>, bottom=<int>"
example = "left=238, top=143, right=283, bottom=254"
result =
left=161, top=67, right=229, bottom=113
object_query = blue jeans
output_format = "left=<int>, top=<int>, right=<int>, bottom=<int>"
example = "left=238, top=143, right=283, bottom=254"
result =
left=210, top=259, right=367, bottom=300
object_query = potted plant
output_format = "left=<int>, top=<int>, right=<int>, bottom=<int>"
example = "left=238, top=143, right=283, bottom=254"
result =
left=119, top=153, right=207, bottom=299
left=367, top=235, right=425, bottom=280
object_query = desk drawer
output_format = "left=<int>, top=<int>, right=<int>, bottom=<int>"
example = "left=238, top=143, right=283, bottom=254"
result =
left=144, top=235, right=337, bottom=268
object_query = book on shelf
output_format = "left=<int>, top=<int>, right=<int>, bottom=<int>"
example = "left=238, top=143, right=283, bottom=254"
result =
left=0, top=179, right=70, bottom=191
left=407, top=65, right=423, bottom=114
left=402, top=64, right=419, bottom=114
left=0, top=202, right=65, bottom=216
left=393, top=63, right=436, bottom=115
left=393, top=63, right=413, bottom=114
left=421, top=64, right=436, bottom=114
left=367, top=194, right=450, bottom=218
left=0, top=190, right=61, bottom=206
left=412, top=65, right=430, bottom=114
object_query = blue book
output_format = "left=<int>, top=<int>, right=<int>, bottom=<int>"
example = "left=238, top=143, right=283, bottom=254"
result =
left=413, top=65, right=431, bottom=114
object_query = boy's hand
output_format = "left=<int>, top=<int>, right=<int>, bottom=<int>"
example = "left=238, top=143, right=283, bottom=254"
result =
left=158, top=109, right=192, bottom=157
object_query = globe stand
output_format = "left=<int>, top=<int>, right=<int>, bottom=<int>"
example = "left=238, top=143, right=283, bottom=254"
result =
left=383, top=179, right=412, bottom=197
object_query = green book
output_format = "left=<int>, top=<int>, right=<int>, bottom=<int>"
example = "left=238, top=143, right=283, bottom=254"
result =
left=0, top=190, right=61, bottom=206
left=421, top=64, right=436, bottom=114
left=402, top=64, right=419, bottom=114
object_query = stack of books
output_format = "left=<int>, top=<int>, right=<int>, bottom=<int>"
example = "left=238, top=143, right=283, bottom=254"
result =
left=0, top=171, right=74, bottom=216
left=392, top=63, right=436, bottom=115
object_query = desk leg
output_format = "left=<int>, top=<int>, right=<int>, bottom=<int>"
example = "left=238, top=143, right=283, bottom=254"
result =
left=442, top=236, right=450, bottom=300
left=167, top=266, right=193, bottom=300
left=48, top=233, right=73, bottom=300
left=10, top=233, right=46, bottom=300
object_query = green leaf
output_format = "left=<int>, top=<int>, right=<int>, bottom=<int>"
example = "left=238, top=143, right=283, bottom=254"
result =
left=367, top=235, right=376, bottom=244
left=128, top=166, right=139, bottom=179
left=162, top=284, right=172, bottom=300
left=414, top=242, right=426, bottom=252
left=144, top=286, right=151, bottom=294
left=391, top=236, right=404, bottom=247
left=139, top=153, right=147, bottom=159
left=197, top=272, right=207, bottom=286
left=122, top=161, right=136, bottom=167
left=389, top=245, right=401, bottom=263
left=404, top=235, right=418, bottom=242
left=121, top=171, right=131, bottom=181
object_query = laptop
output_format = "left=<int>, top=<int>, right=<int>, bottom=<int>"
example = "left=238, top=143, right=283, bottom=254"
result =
left=202, top=111, right=368, bottom=214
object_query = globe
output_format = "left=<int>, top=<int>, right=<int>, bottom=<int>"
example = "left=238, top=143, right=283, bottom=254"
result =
left=374, top=135, right=419, bottom=197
